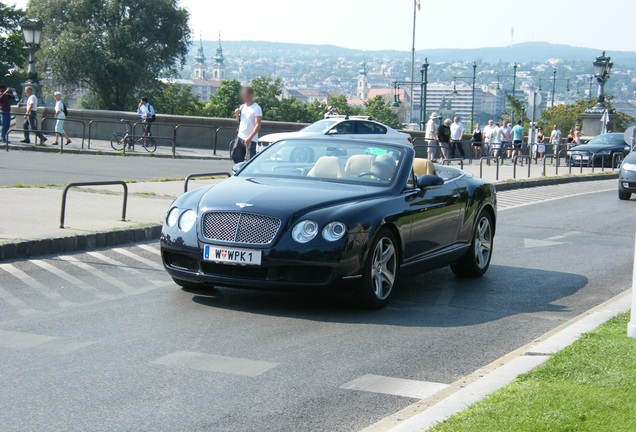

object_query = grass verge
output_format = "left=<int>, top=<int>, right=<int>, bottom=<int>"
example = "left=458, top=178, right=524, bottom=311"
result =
left=430, top=312, right=636, bottom=432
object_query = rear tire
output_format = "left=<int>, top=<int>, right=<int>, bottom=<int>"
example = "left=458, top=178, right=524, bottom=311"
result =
left=172, top=277, right=207, bottom=290
left=451, top=210, right=494, bottom=277
left=143, top=136, right=157, bottom=153
left=111, top=133, right=126, bottom=151
left=353, top=228, right=399, bottom=309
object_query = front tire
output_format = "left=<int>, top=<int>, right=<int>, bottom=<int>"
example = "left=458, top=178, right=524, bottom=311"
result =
left=619, top=189, right=632, bottom=201
left=111, top=133, right=126, bottom=151
left=353, top=228, right=399, bottom=309
left=451, top=210, right=494, bottom=277
left=142, top=136, right=157, bottom=153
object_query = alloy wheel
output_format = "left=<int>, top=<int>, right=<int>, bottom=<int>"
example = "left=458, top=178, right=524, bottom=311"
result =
left=474, top=217, right=492, bottom=270
left=371, top=237, right=397, bottom=300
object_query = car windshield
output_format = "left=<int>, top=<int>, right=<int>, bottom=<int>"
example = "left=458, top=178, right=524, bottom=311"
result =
left=587, top=134, right=624, bottom=146
left=300, top=119, right=340, bottom=133
left=238, top=139, right=405, bottom=186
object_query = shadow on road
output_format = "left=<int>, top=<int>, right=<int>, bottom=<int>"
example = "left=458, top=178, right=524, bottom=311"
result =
left=187, top=264, right=588, bottom=327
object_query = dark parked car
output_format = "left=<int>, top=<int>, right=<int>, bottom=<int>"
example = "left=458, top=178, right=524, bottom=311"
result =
left=566, top=133, right=631, bottom=167
left=618, top=149, right=636, bottom=200
left=161, top=138, right=497, bottom=309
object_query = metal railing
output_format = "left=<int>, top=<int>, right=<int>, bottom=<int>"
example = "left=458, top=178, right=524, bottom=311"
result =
left=88, top=119, right=133, bottom=149
left=5, top=126, right=47, bottom=150
left=60, top=181, right=128, bottom=229
left=542, top=155, right=555, bottom=176
left=442, top=158, right=464, bottom=170
left=479, top=156, right=500, bottom=180
left=184, top=172, right=232, bottom=192
left=174, top=123, right=218, bottom=154
left=41, top=117, right=87, bottom=150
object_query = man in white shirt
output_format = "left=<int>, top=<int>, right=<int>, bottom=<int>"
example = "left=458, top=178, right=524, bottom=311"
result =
left=550, top=124, right=563, bottom=158
left=482, top=119, right=496, bottom=156
left=234, top=87, right=263, bottom=160
left=450, top=116, right=466, bottom=159
left=20, top=86, right=47, bottom=144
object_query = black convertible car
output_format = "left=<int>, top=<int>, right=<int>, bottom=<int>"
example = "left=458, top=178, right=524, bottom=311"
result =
left=566, top=133, right=631, bottom=167
left=161, top=138, right=497, bottom=308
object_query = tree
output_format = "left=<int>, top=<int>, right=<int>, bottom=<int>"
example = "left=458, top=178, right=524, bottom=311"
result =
left=540, top=97, right=635, bottom=133
left=149, top=83, right=204, bottom=117
left=0, top=2, right=26, bottom=90
left=326, top=94, right=363, bottom=117
left=363, top=95, right=401, bottom=129
left=28, top=0, right=191, bottom=110
left=203, top=79, right=242, bottom=118
left=249, top=76, right=283, bottom=118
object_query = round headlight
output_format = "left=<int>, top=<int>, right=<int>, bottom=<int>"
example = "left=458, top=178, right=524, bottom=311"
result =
left=292, top=220, right=319, bottom=243
left=322, top=221, right=347, bottom=242
left=166, top=207, right=179, bottom=227
left=178, top=210, right=197, bottom=232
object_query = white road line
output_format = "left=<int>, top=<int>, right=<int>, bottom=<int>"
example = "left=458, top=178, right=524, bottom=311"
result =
left=0, top=286, right=38, bottom=316
left=340, top=374, right=448, bottom=400
left=0, top=263, right=63, bottom=301
left=58, top=256, right=138, bottom=295
left=87, top=251, right=166, bottom=287
left=31, top=259, right=114, bottom=300
left=151, top=351, right=279, bottom=377
left=498, top=188, right=614, bottom=212
left=112, top=247, right=164, bottom=270
left=0, top=330, right=57, bottom=349
left=137, top=244, right=161, bottom=256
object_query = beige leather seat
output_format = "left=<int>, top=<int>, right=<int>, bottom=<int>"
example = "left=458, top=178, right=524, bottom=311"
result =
left=413, top=158, right=436, bottom=177
left=307, top=156, right=344, bottom=179
left=344, top=154, right=376, bottom=177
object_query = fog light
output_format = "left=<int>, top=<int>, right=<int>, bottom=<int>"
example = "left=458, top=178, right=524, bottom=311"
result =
left=623, top=182, right=630, bottom=188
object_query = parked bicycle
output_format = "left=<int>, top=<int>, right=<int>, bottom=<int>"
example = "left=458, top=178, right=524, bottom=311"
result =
left=111, top=120, right=156, bottom=153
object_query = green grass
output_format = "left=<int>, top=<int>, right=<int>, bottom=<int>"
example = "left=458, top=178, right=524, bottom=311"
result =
left=430, top=313, right=636, bottom=432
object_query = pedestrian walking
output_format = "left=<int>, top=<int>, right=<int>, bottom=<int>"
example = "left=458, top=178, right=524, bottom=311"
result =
left=0, top=84, right=18, bottom=144
left=137, top=97, right=156, bottom=135
left=482, top=119, right=496, bottom=157
left=490, top=122, right=503, bottom=159
left=573, top=127, right=583, bottom=145
left=425, top=113, right=439, bottom=162
left=533, top=126, right=546, bottom=161
left=500, top=120, right=512, bottom=162
left=234, top=86, right=262, bottom=161
left=511, top=120, right=524, bottom=165
left=471, top=123, right=483, bottom=159
left=450, top=116, right=466, bottom=159
left=437, top=118, right=452, bottom=163
left=52, top=92, right=71, bottom=146
left=20, top=86, right=46, bottom=144
left=550, top=124, right=562, bottom=158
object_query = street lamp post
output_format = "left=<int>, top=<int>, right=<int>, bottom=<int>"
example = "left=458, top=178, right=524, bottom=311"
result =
left=511, top=64, right=517, bottom=125
left=471, top=62, right=477, bottom=132
left=591, top=51, right=613, bottom=111
left=19, top=18, right=45, bottom=105
left=419, top=58, right=429, bottom=130
left=551, top=68, right=557, bottom=107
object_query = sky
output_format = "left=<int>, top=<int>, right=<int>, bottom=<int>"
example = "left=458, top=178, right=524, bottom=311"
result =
left=11, top=0, right=635, bottom=52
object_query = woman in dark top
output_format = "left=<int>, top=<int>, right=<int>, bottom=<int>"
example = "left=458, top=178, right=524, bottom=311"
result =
left=471, top=123, right=483, bottom=158
left=437, top=118, right=452, bottom=163
left=0, top=85, right=18, bottom=144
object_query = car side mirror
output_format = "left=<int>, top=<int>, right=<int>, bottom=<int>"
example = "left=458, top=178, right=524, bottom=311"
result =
left=417, top=175, right=444, bottom=191
left=327, top=129, right=339, bottom=135
left=232, top=162, right=246, bottom=174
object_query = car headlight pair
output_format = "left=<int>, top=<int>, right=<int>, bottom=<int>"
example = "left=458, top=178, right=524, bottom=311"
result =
left=292, top=220, right=347, bottom=243
left=166, top=208, right=197, bottom=232
left=622, top=163, right=636, bottom=172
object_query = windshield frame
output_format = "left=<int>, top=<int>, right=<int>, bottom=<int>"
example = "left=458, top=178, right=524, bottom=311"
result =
left=300, top=119, right=341, bottom=133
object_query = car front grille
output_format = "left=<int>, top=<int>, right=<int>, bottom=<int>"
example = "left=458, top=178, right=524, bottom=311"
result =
left=202, top=212, right=281, bottom=245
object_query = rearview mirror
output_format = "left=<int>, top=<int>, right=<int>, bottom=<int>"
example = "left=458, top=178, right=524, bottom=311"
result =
left=417, top=175, right=444, bottom=190
left=232, top=162, right=246, bottom=174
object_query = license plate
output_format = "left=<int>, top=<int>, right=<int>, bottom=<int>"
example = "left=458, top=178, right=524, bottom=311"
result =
left=573, top=155, right=588, bottom=161
left=203, top=245, right=262, bottom=266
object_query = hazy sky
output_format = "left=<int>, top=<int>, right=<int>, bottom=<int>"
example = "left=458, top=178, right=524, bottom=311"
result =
left=12, top=0, right=634, bottom=52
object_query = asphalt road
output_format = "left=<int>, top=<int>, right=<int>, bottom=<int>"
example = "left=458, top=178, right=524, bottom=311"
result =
left=1, top=180, right=634, bottom=432
left=0, top=150, right=234, bottom=186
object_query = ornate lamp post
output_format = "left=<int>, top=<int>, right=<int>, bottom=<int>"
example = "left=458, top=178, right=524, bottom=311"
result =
left=19, top=18, right=45, bottom=105
left=419, top=59, right=429, bottom=130
left=591, top=51, right=613, bottom=111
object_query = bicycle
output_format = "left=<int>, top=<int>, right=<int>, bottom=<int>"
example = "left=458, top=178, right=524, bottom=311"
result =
left=111, top=120, right=157, bottom=153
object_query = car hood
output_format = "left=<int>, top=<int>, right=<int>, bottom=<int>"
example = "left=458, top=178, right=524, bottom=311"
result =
left=258, top=131, right=319, bottom=142
left=197, top=176, right=384, bottom=217
left=570, top=143, right=620, bottom=152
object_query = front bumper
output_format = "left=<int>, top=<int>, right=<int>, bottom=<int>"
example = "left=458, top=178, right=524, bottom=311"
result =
left=619, top=170, right=636, bottom=192
left=160, top=230, right=364, bottom=292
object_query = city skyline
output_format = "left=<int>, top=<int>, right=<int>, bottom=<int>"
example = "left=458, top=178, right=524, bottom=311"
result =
left=12, top=0, right=635, bottom=53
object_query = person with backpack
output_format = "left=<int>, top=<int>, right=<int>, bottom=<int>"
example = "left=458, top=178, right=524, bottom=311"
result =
left=137, top=97, right=156, bottom=139
left=53, top=92, right=71, bottom=146
left=0, top=84, right=19, bottom=144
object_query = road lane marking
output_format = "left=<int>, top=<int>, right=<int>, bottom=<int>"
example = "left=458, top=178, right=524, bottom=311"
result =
left=0, top=330, right=57, bottom=348
left=30, top=259, right=114, bottom=300
left=0, top=286, right=38, bottom=316
left=0, top=263, right=70, bottom=306
left=138, top=244, right=161, bottom=256
left=87, top=251, right=167, bottom=287
left=340, top=374, right=448, bottom=400
left=58, top=255, right=138, bottom=294
left=112, top=248, right=164, bottom=271
left=151, top=351, right=278, bottom=377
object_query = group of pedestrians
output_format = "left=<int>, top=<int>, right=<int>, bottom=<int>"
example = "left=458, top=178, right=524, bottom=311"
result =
left=424, top=114, right=468, bottom=163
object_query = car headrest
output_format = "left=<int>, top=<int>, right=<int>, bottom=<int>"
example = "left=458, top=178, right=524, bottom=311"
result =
left=413, top=158, right=436, bottom=176
left=307, top=156, right=344, bottom=179
left=344, top=154, right=376, bottom=177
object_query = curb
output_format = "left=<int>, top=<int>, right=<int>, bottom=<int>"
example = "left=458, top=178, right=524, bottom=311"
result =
left=6, top=143, right=228, bottom=161
left=365, top=290, right=632, bottom=432
left=0, top=225, right=162, bottom=261
left=495, top=172, right=618, bottom=191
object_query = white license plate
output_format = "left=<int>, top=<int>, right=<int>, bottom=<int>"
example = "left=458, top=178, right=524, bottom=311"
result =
left=573, top=155, right=588, bottom=161
left=203, top=245, right=262, bottom=266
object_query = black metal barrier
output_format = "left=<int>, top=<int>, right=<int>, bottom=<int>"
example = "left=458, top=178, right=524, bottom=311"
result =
left=217, top=126, right=239, bottom=154
left=184, top=172, right=232, bottom=193
left=88, top=119, right=132, bottom=149
left=542, top=155, right=555, bottom=176
left=479, top=156, right=500, bottom=180
left=5, top=126, right=47, bottom=150
left=60, top=181, right=128, bottom=229
left=174, top=124, right=218, bottom=154
left=442, top=158, right=464, bottom=170
left=41, top=117, right=87, bottom=150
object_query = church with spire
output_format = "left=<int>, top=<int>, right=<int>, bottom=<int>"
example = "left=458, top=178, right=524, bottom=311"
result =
left=211, top=35, right=226, bottom=80
left=356, top=59, right=370, bottom=100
